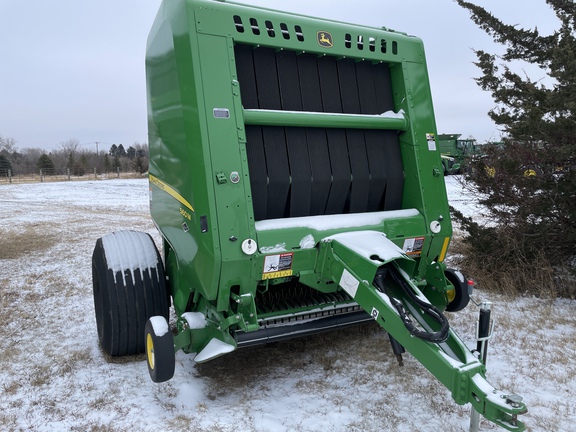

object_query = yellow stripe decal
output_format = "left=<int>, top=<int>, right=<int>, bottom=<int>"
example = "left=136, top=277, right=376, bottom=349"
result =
left=438, top=237, right=450, bottom=262
left=149, top=174, right=195, bottom=212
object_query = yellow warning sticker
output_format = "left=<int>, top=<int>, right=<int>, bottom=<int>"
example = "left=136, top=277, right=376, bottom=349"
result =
left=262, top=253, right=294, bottom=280
left=262, top=270, right=293, bottom=280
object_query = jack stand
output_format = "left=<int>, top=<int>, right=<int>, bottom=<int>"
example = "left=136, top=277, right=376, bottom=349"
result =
left=388, top=334, right=405, bottom=366
left=469, top=299, right=494, bottom=432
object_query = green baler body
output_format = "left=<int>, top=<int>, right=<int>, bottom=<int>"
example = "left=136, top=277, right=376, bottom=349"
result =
left=145, top=1, right=526, bottom=429
left=147, top=0, right=449, bottom=312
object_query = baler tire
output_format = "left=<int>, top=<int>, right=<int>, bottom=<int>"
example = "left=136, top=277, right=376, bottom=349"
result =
left=145, top=317, right=175, bottom=383
left=92, top=231, right=169, bottom=357
left=444, top=268, right=470, bottom=312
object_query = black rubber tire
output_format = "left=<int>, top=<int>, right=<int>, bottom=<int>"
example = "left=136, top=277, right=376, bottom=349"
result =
left=145, top=317, right=175, bottom=383
left=92, top=230, right=168, bottom=356
left=445, top=268, right=470, bottom=312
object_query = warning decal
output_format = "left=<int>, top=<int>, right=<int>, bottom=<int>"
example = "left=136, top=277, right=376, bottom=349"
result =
left=402, top=237, right=425, bottom=256
left=262, top=253, right=294, bottom=280
left=426, top=133, right=437, bottom=151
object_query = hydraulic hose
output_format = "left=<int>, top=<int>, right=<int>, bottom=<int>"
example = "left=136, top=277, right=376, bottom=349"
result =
left=374, top=266, right=450, bottom=344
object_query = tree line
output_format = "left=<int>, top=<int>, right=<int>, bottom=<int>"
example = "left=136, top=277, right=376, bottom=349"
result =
left=0, top=137, right=149, bottom=177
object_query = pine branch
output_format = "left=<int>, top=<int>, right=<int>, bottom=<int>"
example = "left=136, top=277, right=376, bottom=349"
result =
left=455, top=0, right=557, bottom=66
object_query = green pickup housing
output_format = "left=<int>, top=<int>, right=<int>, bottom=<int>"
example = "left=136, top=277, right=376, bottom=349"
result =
left=142, top=0, right=527, bottom=429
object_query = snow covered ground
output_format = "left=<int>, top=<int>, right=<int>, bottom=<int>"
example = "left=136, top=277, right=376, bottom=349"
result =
left=0, top=177, right=574, bottom=431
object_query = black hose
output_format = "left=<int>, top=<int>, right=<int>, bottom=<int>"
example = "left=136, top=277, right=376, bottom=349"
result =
left=374, top=265, right=450, bottom=344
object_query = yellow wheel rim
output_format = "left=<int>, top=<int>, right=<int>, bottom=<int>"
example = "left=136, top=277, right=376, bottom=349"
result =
left=446, top=288, right=456, bottom=303
left=146, top=333, right=155, bottom=370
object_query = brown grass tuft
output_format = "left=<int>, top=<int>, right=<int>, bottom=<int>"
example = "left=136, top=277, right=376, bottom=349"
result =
left=0, top=227, right=57, bottom=260
left=448, top=237, right=574, bottom=298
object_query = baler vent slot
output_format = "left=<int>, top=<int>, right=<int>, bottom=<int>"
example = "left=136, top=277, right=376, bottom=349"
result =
left=249, top=18, right=260, bottom=35
left=233, top=15, right=244, bottom=33
left=265, top=20, right=275, bottom=37
left=234, top=44, right=404, bottom=221
left=280, top=23, right=290, bottom=39
left=233, top=15, right=305, bottom=42
left=369, top=37, right=376, bottom=52
left=345, top=34, right=397, bottom=55
left=295, top=25, right=304, bottom=41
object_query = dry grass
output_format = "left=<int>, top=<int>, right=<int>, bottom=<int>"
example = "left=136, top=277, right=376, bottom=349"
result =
left=448, top=237, right=575, bottom=298
left=0, top=226, right=58, bottom=260
left=0, top=172, right=146, bottom=185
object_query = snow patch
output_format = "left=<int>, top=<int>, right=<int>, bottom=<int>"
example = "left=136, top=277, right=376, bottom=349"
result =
left=299, top=234, right=316, bottom=249
left=182, top=312, right=207, bottom=330
left=259, top=243, right=287, bottom=253
left=149, top=316, right=169, bottom=337
left=101, top=230, right=158, bottom=285
left=194, top=338, right=235, bottom=363
left=324, top=230, right=409, bottom=263
left=255, top=209, right=420, bottom=231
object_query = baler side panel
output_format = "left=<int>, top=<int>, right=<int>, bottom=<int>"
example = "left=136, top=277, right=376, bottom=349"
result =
left=195, top=33, right=261, bottom=311
left=391, top=58, right=453, bottom=274
left=146, top=2, right=222, bottom=313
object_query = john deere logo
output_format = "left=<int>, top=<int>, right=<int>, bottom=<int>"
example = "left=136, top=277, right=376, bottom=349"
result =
left=317, top=31, right=333, bottom=48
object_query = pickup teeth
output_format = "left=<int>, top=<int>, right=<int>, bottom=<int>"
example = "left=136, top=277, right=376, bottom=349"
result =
left=235, top=282, right=372, bottom=348
left=255, top=281, right=352, bottom=315
left=259, top=302, right=363, bottom=328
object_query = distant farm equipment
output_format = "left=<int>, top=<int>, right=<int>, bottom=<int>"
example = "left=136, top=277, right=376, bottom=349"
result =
left=438, top=134, right=483, bottom=174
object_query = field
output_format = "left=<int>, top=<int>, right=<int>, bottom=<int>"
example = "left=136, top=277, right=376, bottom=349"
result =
left=0, top=177, right=574, bottom=431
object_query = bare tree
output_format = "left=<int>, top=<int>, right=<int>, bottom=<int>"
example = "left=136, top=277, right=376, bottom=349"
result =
left=59, top=138, right=81, bottom=174
left=59, top=138, right=80, bottom=156
left=0, top=134, right=17, bottom=154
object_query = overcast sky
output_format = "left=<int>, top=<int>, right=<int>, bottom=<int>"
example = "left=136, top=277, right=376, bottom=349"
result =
left=0, top=0, right=558, bottom=152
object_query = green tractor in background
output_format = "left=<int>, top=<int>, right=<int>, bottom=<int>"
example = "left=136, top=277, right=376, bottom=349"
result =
left=438, top=133, right=482, bottom=175
left=91, top=0, right=527, bottom=429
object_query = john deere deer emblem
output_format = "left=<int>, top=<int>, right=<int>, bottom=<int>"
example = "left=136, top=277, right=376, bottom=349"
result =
left=317, top=31, right=333, bottom=48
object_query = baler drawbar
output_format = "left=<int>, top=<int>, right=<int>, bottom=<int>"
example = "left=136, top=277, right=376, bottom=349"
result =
left=91, top=1, right=527, bottom=429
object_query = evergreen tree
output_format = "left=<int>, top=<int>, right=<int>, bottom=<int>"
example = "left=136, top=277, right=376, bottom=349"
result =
left=132, top=154, right=148, bottom=174
left=0, top=154, right=11, bottom=176
left=116, top=144, right=127, bottom=157
left=109, top=144, right=118, bottom=157
left=455, top=1, right=576, bottom=295
left=113, top=155, right=121, bottom=172
left=78, top=154, right=88, bottom=176
left=127, top=146, right=136, bottom=159
left=104, top=154, right=111, bottom=173
left=36, top=154, right=55, bottom=174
